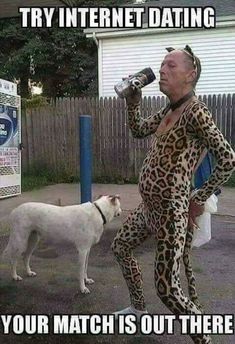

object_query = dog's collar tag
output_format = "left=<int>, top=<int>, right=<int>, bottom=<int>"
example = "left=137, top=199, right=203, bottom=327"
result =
left=94, top=203, right=107, bottom=225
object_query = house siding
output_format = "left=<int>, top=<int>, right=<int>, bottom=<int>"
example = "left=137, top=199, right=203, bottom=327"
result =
left=100, top=26, right=235, bottom=97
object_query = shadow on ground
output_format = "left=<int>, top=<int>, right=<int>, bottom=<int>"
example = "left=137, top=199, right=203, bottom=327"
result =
left=0, top=213, right=234, bottom=344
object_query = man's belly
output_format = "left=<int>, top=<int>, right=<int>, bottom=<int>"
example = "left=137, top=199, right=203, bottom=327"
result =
left=138, top=153, right=191, bottom=211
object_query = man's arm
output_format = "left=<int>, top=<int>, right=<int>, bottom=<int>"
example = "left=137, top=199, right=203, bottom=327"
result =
left=189, top=102, right=235, bottom=205
left=127, top=100, right=165, bottom=138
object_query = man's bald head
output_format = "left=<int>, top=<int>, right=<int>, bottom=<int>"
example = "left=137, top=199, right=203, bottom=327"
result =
left=165, top=46, right=201, bottom=88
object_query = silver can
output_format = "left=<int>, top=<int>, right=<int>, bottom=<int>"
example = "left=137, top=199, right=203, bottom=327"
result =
left=114, top=67, right=156, bottom=98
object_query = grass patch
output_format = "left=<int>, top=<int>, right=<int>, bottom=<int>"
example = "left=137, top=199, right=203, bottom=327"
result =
left=21, top=168, right=235, bottom=194
left=0, top=223, right=10, bottom=236
left=224, top=171, right=235, bottom=187
left=193, top=266, right=204, bottom=274
left=22, top=175, right=55, bottom=192
left=22, top=164, right=139, bottom=192
left=93, top=175, right=138, bottom=184
left=22, top=163, right=79, bottom=192
left=0, top=263, right=8, bottom=270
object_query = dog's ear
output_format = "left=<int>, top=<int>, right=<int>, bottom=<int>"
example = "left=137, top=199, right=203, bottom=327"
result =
left=110, top=196, right=116, bottom=205
left=109, top=195, right=120, bottom=205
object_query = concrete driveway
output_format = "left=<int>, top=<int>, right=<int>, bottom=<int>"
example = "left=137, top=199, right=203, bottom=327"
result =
left=0, top=184, right=234, bottom=344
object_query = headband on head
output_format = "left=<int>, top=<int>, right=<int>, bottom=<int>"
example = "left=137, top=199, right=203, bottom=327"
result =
left=165, top=45, right=201, bottom=84
left=183, top=45, right=197, bottom=70
left=166, top=45, right=196, bottom=67
left=166, top=47, right=175, bottom=52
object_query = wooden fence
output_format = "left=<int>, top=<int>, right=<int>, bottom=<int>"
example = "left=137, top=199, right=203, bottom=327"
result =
left=21, top=94, right=235, bottom=180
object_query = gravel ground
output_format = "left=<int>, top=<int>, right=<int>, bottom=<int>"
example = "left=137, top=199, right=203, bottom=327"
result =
left=0, top=212, right=234, bottom=344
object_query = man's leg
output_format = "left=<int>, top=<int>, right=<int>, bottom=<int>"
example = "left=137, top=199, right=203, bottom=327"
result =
left=111, top=202, right=150, bottom=311
left=154, top=211, right=212, bottom=343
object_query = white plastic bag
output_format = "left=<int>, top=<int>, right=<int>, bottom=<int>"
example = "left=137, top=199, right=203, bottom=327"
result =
left=192, top=194, right=218, bottom=247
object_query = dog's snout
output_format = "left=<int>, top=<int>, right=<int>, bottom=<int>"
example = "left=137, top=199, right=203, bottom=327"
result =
left=115, top=208, right=122, bottom=217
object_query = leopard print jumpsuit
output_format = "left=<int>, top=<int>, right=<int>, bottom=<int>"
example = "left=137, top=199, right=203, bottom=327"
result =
left=111, top=98, right=235, bottom=344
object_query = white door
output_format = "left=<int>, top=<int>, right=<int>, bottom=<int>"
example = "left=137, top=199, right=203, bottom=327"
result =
left=0, top=79, right=21, bottom=199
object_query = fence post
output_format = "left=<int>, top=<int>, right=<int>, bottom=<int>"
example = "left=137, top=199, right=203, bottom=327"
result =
left=79, top=115, right=92, bottom=203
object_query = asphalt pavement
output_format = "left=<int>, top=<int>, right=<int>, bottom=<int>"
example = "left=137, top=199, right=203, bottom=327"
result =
left=0, top=183, right=234, bottom=344
left=0, top=183, right=234, bottom=223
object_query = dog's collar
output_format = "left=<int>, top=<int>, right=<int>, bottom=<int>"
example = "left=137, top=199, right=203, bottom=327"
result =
left=94, top=202, right=107, bottom=225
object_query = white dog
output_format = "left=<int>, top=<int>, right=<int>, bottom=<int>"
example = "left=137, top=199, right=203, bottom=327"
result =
left=2, top=195, right=121, bottom=294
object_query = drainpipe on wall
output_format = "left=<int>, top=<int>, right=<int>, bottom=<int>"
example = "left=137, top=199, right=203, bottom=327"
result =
left=91, top=32, right=101, bottom=97
left=92, top=32, right=99, bottom=47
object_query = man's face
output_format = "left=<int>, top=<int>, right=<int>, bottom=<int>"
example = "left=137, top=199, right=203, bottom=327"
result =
left=159, top=50, right=194, bottom=97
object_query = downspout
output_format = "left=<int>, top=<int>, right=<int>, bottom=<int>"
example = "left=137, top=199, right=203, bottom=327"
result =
left=92, top=32, right=101, bottom=97
left=92, top=32, right=99, bottom=47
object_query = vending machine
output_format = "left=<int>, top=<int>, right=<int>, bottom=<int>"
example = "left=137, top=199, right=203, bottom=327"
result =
left=0, top=78, right=21, bottom=199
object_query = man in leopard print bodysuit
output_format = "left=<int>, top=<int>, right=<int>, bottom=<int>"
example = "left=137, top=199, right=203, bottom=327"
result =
left=111, top=46, right=235, bottom=344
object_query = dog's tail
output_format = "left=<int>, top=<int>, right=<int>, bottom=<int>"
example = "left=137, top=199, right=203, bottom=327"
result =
left=1, top=242, right=11, bottom=262
left=1, top=247, right=9, bottom=263
left=1, top=225, right=15, bottom=262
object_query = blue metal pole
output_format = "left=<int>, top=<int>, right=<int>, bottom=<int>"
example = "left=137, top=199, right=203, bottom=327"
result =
left=79, top=115, right=92, bottom=203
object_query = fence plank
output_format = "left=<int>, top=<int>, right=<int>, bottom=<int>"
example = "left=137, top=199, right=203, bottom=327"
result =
left=21, top=112, right=28, bottom=172
left=232, top=94, right=235, bottom=148
left=217, top=94, right=222, bottom=130
left=221, top=94, right=227, bottom=138
left=22, top=94, right=235, bottom=180
left=226, top=94, right=232, bottom=144
left=211, top=95, right=217, bottom=123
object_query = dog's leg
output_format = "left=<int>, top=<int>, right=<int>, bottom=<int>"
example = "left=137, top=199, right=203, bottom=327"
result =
left=8, top=228, right=28, bottom=281
left=23, top=231, right=40, bottom=277
left=84, top=249, right=94, bottom=285
left=11, top=259, right=23, bottom=281
left=77, top=249, right=90, bottom=294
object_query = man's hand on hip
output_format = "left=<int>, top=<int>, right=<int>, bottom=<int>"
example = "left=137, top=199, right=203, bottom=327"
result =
left=188, top=200, right=205, bottom=229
